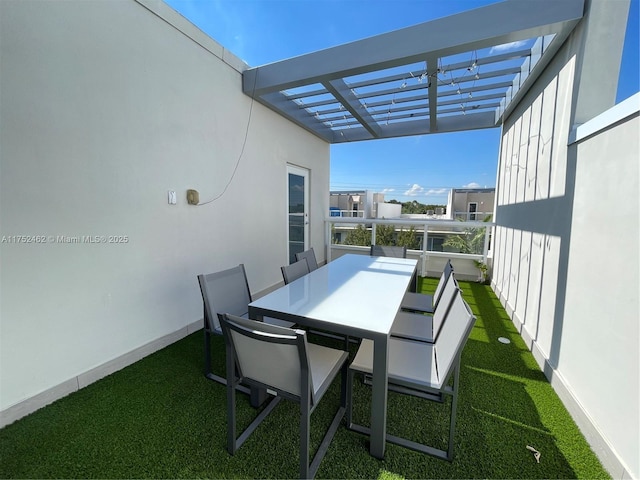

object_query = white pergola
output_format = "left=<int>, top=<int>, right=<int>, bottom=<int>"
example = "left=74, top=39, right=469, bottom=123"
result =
left=242, top=0, right=584, bottom=143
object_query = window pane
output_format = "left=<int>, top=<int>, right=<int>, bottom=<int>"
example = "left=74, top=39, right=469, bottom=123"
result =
left=288, top=174, right=305, bottom=213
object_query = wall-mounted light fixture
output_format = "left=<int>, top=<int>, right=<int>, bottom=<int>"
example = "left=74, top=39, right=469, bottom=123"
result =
left=187, top=189, right=199, bottom=205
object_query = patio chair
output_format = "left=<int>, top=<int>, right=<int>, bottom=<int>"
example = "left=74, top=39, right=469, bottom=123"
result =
left=346, top=289, right=476, bottom=461
left=391, top=272, right=460, bottom=343
left=295, top=247, right=319, bottom=271
left=281, top=257, right=310, bottom=284
left=370, top=244, right=407, bottom=258
left=198, top=264, right=295, bottom=387
left=401, top=259, right=454, bottom=314
left=220, top=313, right=349, bottom=479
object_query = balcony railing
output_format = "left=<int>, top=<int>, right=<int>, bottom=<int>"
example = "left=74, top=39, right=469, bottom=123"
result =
left=326, top=217, right=494, bottom=281
left=453, top=211, right=493, bottom=221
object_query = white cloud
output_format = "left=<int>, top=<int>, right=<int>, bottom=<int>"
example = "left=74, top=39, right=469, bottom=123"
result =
left=382, top=188, right=395, bottom=193
left=404, top=184, right=425, bottom=196
left=462, top=182, right=481, bottom=188
left=425, top=188, right=448, bottom=196
left=489, top=40, right=527, bottom=54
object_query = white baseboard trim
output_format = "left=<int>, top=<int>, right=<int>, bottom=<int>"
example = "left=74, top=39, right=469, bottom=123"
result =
left=0, top=319, right=201, bottom=429
left=0, top=378, right=79, bottom=430
left=493, top=284, right=631, bottom=479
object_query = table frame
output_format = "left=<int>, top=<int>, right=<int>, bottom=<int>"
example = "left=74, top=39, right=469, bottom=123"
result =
left=248, top=254, right=417, bottom=459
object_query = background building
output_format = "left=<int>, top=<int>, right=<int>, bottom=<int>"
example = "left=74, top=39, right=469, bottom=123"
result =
left=447, top=188, right=495, bottom=221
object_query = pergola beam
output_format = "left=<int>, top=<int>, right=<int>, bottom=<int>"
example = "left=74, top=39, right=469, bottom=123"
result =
left=324, top=79, right=383, bottom=138
left=241, top=0, right=584, bottom=144
left=243, top=0, right=584, bottom=96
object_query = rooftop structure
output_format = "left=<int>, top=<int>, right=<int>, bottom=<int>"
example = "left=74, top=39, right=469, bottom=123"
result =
left=0, top=0, right=637, bottom=478
left=243, top=1, right=584, bottom=143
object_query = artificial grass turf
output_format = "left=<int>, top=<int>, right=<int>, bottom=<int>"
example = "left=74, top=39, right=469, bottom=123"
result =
left=0, top=280, right=609, bottom=479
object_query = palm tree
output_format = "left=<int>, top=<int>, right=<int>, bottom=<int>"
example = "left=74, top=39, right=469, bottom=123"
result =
left=443, top=215, right=492, bottom=282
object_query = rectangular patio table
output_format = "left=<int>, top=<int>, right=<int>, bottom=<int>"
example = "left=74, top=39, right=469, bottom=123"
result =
left=248, top=253, right=418, bottom=459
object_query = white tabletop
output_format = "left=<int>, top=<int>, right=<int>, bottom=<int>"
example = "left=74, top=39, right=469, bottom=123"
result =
left=249, top=254, right=417, bottom=336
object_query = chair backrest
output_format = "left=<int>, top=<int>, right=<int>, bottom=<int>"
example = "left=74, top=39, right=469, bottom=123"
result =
left=281, top=258, right=310, bottom=285
left=220, top=313, right=311, bottom=401
left=370, top=245, right=407, bottom=258
left=198, top=264, right=252, bottom=332
left=432, top=273, right=460, bottom=341
left=295, top=248, right=319, bottom=271
left=432, top=259, right=454, bottom=308
left=433, top=291, right=476, bottom=388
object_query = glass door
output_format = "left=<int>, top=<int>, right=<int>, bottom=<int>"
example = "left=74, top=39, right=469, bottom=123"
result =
left=287, top=165, right=309, bottom=264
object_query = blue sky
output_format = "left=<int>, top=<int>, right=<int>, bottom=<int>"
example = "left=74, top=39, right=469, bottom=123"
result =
left=165, top=0, right=639, bottom=203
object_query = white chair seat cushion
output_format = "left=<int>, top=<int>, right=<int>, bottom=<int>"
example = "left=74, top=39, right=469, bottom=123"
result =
left=307, top=343, right=349, bottom=400
left=391, top=311, right=434, bottom=342
left=350, top=338, right=442, bottom=390
left=402, top=291, right=434, bottom=313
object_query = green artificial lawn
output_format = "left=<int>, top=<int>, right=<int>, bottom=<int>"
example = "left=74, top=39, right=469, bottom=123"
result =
left=0, top=280, right=609, bottom=479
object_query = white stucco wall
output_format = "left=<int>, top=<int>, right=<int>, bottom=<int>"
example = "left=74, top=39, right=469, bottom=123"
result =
left=491, top=1, right=638, bottom=476
left=0, top=0, right=329, bottom=420
left=376, top=202, right=402, bottom=218
left=562, top=102, right=639, bottom=480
